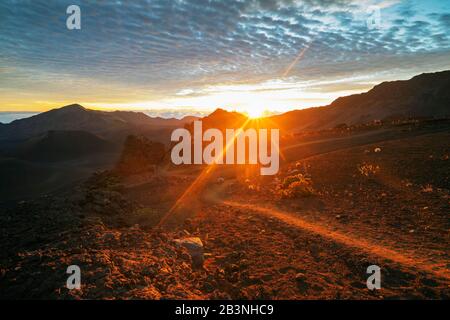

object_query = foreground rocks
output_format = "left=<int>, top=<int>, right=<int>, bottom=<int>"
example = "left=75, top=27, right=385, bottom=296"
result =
left=0, top=173, right=211, bottom=299
left=174, top=237, right=204, bottom=268
left=2, top=127, right=449, bottom=301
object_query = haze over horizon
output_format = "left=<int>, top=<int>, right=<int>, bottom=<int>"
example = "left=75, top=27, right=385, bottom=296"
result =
left=1, top=0, right=449, bottom=117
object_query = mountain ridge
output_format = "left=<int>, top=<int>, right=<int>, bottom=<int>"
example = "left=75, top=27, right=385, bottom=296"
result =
left=265, top=70, right=450, bottom=132
left=1, top=70, right=449, bottom=139
left=11, top=130, right=116, bottom=162
left=0, top=104, right=198, bottom=141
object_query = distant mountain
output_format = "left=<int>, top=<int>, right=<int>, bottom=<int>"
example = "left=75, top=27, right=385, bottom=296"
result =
left=184, top=71, right=450, bottom=133
left=267, top=70, right=450, bottom=132
left=1, top=70, right=449, bottom=143
left=180, top=115, right=202, bottom=124
left=185, top=108, right=248, bottom=131
left=0, top=104, right=198, bottom=141
left=10, top=130, right=116, bottom=162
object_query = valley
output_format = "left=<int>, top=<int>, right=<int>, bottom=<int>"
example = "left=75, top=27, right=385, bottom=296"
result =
left=1, top=118, right=448, bottom=299
left=0, top=71, right=449, bottom=300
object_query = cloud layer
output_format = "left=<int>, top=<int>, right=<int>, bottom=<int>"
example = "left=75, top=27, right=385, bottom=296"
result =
left=0, top=0, right=449, bottom=112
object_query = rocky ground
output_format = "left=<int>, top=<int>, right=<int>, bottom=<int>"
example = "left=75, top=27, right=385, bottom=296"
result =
left=0, top=173, right=207, bottom=299
left=0, top=128, right=449, bottom=300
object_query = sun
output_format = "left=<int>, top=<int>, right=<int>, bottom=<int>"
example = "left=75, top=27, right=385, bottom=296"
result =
left=244, top=106, right=266, bottom=119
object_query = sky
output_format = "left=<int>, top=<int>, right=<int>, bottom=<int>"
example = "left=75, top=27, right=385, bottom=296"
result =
left=0, top=0, right=449, bottom=117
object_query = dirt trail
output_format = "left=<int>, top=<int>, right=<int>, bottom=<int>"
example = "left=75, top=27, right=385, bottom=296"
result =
left=283, top=129, right=386, bottom=151
left=203, top=183, right=450, bottom=282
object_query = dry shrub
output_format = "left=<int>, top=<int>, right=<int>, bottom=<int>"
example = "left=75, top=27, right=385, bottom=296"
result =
left=421, top=184, right=433, bottom=193
left=358, top=163, right=380, bottom=177
left=277, top=174, right=315, bottom=198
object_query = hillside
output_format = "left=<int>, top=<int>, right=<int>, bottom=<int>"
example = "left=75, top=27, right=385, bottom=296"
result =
left=11, top=130, right=117, bottom=162
left=0, top=104, right=197, bottom=141
left=2, top=71, right=449, bottom=141
left=2, top=121, right=449, bottom=298
left=183, top=71, right=450, bottom=133
left=267, top=70, right=450, bottom=132
left=185, top=108, right=248, bottom=132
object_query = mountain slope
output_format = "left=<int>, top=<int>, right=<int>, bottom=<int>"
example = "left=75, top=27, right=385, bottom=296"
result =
left=1, top=71, right=449, bottom=141
left=11, top=130, right=117, bottom=162
left=185, top=108, right=248, bottom=131
left=268, top=70, right=450, bottom=132
left=0, top=104, right=197, bottom=141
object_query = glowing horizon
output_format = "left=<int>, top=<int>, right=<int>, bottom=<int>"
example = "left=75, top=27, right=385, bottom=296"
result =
left=1, top=0, right=449, bottom=115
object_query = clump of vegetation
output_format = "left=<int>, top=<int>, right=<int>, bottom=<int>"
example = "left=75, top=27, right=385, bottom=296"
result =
left=277, top=174, right=315, bottom=198
left=358, top=163, right=380, bottom=177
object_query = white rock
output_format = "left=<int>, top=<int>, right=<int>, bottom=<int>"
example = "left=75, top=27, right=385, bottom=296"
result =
left=174, top=237, right=204, bottom=267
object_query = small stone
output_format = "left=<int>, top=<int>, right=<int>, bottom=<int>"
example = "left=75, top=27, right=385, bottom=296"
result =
left=295, top=273, right=308, bottom=292
left=202, top=282, right=215, bottom=293
left=174, top=237, right=204, bottom=268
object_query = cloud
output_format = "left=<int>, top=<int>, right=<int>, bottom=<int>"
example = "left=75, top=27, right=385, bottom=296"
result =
left=0, top=0, right=449, bottom=111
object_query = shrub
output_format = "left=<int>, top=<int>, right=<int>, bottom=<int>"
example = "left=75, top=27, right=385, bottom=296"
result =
left=282, top=174, right=302, bottom=188
left=421, top=184, right=433, bottom=193
left=278, top=174, right=315, bottom=198
left=358, top=163, right=380, bottom=177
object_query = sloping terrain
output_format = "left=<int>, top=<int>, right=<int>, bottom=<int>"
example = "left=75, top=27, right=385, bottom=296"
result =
left=0, top=152, right=120, bottom=203
left=1, top=122, right=448, bottom=299
left=0, top=71, right=449, bottom=299
left=10, top=130, right=117, bottom=162
left=267, top=70, right=450, bottom=131
left=0, top=104, right=197, bottom=141
left=0, top=105, right=191, bottom=201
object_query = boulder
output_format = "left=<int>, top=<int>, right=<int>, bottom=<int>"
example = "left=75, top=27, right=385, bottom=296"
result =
left=174, top=237, right=204, bottom=268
